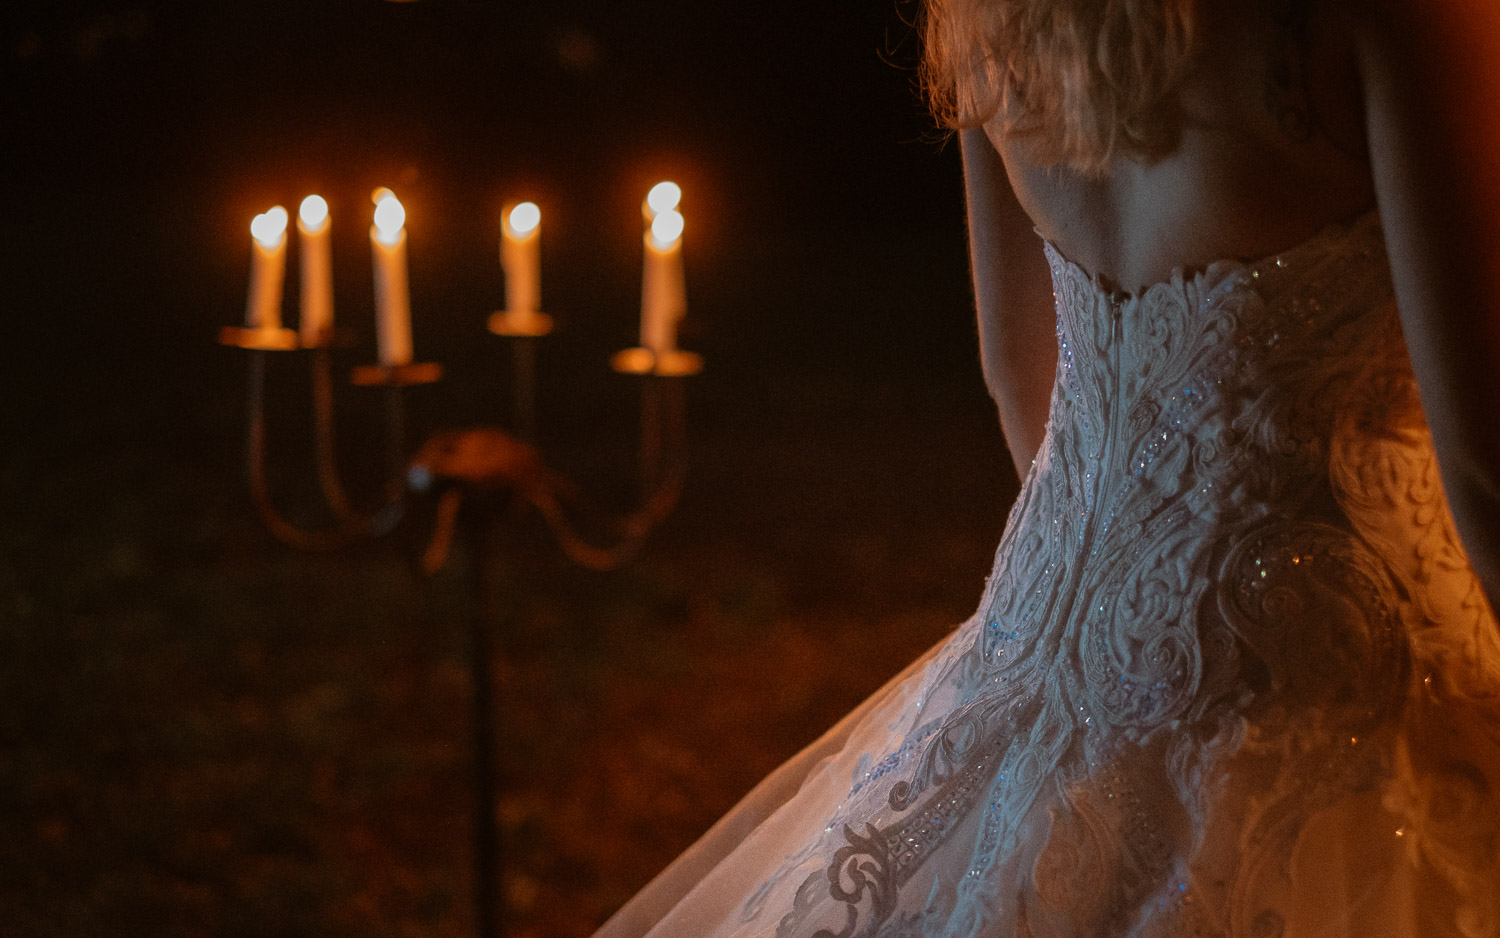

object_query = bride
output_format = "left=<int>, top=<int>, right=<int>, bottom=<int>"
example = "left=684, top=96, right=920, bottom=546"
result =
left=596, top=0, right=1500, bottom=934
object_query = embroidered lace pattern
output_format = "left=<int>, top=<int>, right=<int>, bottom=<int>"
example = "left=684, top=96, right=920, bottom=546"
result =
left=595, top=213, right=1500, bottom=938
left=734, top=212, right=1500, bottom=938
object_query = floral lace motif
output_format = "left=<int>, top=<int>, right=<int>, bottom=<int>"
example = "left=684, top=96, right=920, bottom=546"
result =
left=758, top=212, right=1500, bottom=938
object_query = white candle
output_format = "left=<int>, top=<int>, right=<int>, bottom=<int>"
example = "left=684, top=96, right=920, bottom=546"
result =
left=297, top=195, right=335, bottom=346
left=246, top=206, right=288, bottom=331
left=501, top=201, right=541, bottom=316
left=370, top=189, right=413, bottom=366
left=641, top=207, right=685, bottom=354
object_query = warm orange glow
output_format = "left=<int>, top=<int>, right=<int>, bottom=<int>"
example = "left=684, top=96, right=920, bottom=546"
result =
left=251, top=206, right=289, bottom=247
left=507, top=201, right=540, bottom=236
left=299, top=194, right=329, bottom=230
left=373, top=192, right=406, bottom=245
left=645, top=181, right=681, bottom=217
left=649, top=209, right=684, bottom=248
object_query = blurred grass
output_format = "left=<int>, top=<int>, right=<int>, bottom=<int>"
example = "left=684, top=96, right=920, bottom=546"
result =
left=0, top=327, right=1016, bottom=936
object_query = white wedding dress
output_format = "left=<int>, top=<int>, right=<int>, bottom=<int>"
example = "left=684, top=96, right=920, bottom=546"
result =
left=595, top=210, right=1500, bottom=938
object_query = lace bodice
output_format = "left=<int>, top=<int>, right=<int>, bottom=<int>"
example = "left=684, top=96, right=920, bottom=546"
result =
left=1030, top=209, right=1496, bottom=716
left=786, top=212, right=1500, bottom=937
left=955, top=210, right=1500, bottom=931
left=597, top=212, right=1500, bottom=938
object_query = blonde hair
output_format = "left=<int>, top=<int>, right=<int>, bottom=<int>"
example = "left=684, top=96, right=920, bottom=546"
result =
left=923, top=0, right=1199, bottom=174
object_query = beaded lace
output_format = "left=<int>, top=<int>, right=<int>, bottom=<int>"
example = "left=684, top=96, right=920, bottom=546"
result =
left=601, top=212, right=1500, bottom=938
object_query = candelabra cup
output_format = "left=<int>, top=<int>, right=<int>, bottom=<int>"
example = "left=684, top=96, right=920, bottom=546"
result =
left=486, top=309, right=554, bottom=338
left=610, top=346, right=704, bottom=377
left=219, top=324, right=299, bottom=351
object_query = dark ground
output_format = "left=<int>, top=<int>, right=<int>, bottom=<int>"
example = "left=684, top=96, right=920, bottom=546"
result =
left=1, top=2, right=1020, bottom=935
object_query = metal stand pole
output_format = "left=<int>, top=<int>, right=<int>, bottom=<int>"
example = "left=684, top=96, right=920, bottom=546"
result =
left=464, top=501, right=501, bottom=938
left=640, top=375, right=663, bottom=500
left=513, top=338, right=537, bottom=445
left=385, top=385, right=407, bottom=485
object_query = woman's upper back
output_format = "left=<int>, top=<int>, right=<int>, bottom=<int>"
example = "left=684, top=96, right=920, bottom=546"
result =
left=989, top=0, right=1376, bottom=294
left=951, top=0, right=1500, bottom=612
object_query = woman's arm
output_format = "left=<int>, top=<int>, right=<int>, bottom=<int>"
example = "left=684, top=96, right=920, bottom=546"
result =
left=961, top=128, right=1059, bottom=481
left=1355, top=0, right=1500, bottom=615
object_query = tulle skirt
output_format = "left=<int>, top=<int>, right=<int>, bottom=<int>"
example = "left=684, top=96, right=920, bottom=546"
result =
left=592, top=599, right=1500, bottom=938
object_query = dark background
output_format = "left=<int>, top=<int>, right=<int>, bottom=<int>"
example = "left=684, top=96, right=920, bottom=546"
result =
left=1, top=2, right=1018, bottom=935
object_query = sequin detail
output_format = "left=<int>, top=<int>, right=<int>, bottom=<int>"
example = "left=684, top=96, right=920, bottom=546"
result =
left=733, top=211, right=1500, bottom=938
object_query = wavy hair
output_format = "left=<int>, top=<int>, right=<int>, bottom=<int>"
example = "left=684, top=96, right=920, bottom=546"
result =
left=923, top=0, right=1199, bottom=174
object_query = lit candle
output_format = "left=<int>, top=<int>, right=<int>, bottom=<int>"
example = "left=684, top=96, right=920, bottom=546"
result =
left=297, top=195, right=334, bottom=346
left=641, top=202, right=685, bottom=355
left=370, top=188, right=413, bottom=366
left=642, top=180, right=681, bottom=222
left=246, top=206, right=289, bottom=331
left=501, top=201, right=541, bottom=316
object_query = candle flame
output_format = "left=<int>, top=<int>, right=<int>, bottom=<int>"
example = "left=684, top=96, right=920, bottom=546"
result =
left=299, top=194, right=329, bottom=229
left=649, top=209, right=684, bottom=248
left=373, top=191, right=406, bottom=245
left=251, top=206, right=289, bottom=247
left=645, top=181, right=681, bottom=217
left=507, top=201, right=541, bottom=236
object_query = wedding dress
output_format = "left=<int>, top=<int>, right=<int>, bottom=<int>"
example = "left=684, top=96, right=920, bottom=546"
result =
left=595, top=210, right=1500, bottom=938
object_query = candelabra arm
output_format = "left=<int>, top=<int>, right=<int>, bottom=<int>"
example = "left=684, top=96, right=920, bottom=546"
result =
left=409, top=377, right=687, bottom=573
left=244, top=350, right=404, bottom=551
left=523, top=376, right=688, bottom=571
left=524, top=464, right=682, bottom=571
left=310, top=347, right=356, bottom=521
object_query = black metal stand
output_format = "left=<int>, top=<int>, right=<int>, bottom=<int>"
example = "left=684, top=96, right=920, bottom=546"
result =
left=512, top=338, right=537, bottom=445
left=223, top=317, right=699, bottom=938
left=463, top=498, right=501, bottom=938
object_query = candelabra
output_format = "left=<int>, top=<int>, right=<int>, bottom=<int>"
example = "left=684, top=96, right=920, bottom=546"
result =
left=220, top=297, right=701, bottom=937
